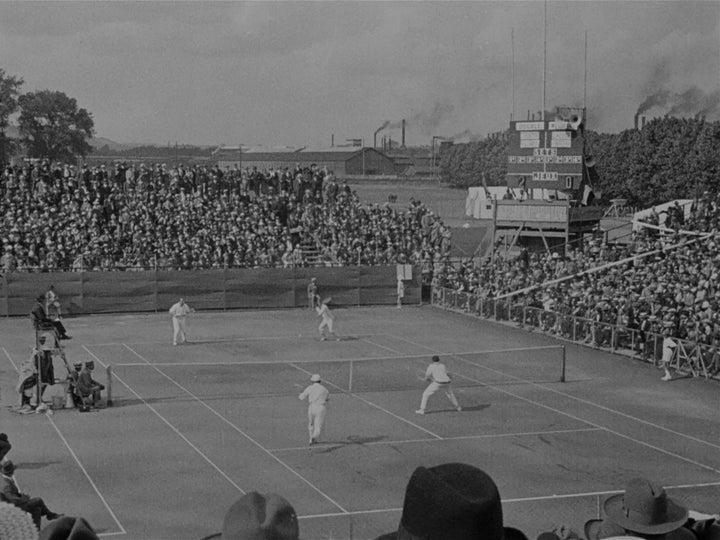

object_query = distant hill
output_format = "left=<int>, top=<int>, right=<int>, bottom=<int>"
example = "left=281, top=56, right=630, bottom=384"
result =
left=89, top=137, right=136, bottom=152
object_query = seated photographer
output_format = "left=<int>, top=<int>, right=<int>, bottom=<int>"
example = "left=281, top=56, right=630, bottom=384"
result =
left=74, top=362, right=105, bottom=410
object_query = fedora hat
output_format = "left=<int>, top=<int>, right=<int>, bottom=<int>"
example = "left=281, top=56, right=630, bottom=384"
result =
left=375, top=463, right=528, bottom=540
left=310, top=374, right=321, bottom=383
left=603, top=478, right=688, bottom=535
left=201, top=492, right=298, bottom=540
left=584, top=518, right=695, bottom=540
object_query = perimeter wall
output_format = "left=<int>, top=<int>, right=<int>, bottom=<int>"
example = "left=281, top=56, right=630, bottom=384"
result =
left=0, top=266, right=419, bottom=316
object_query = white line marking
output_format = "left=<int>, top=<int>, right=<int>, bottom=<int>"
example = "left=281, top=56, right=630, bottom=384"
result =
left=82, top=345, right=246, bottom=494
left=269, top=427, right=602, bottom=452
left=121, top=344, right=348, bottom=514
left=287, top=362, right=443, bottom=440
left=412, top=324, right=720, bottom=451
left=2, top=347, right=126, bottom=536
left=296, top=480, right=720, bottom=520
left=360, top=337, right=401, bottom=355
left=92, top=333, right=382, bottom=347
left=386, top=334, right=720, bottom=475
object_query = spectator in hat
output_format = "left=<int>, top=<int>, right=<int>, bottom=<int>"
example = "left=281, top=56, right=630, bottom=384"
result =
left=201, top=491, right=299, bottom=540
left=75, top=362, right=105, bottom=410
left=375, top=462, right=528, bottom=540
left=583, top=477, right=694, bottom=540
left=0, top=461, right=62, bottom=530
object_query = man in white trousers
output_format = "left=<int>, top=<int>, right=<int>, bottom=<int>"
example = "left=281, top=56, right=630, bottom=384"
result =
left=169, top=298, right=193, bottom=346
left=316, top=298, right=338, bottom=341
left=415, top=355, right=462, bottom=415
left=298, top=374, right=329, bottom=445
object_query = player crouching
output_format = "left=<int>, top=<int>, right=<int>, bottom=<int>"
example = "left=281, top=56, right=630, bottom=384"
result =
left=316, top=298, right=338, bottom=341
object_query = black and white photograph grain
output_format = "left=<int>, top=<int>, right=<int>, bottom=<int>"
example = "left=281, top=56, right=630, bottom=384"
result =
left=0, top=1, right=718, bottom=539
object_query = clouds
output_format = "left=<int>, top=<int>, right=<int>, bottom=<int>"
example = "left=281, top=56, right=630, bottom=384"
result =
left=0, top=1, right=717, bottom=145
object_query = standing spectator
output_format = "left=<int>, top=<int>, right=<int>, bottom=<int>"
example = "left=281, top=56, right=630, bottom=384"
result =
left=397, top=278, right=405, bottom=309
left=0, top=461, right=62, bottom=530
left=307, top=277, right=318, bottom=309
left=661, top=329, right=678, bottom=381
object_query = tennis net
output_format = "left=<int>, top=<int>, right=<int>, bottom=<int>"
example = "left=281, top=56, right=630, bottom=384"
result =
left=107, top=345, right=566, bottom=403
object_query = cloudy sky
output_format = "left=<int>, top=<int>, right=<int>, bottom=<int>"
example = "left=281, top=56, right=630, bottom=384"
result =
left=0, top=1, right=717, bottom=147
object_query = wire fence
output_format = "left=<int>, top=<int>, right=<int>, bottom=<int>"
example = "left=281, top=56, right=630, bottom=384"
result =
left=432, top=286, right=720, bottom=381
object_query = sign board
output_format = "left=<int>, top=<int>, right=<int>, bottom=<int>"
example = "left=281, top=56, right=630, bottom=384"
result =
left=506, top=119, right=585, bottom=191
left=396, top=264, right=412, bottom=280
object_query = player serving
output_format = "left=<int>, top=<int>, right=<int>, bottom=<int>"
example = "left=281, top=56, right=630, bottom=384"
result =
left=316, top=297, right=338, bottom=341
left=415, top=355, right=462, bottom=415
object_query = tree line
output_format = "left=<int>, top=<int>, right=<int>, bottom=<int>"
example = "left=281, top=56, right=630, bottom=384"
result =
left=439, top=117, right=720, bottom=207
left=0, top=68, right=94, bottom=165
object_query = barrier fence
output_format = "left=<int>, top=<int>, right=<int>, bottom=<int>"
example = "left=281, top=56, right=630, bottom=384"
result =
left=0, top=266, right=419, bottom=316
left=432, top=286, right=720, bottom=381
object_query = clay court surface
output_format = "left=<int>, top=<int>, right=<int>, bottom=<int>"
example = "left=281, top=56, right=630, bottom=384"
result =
left=1, top=306, right=719, bottom=539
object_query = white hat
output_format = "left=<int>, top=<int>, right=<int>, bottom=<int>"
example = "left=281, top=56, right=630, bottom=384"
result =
left=310, top=374, right=321, bottom=382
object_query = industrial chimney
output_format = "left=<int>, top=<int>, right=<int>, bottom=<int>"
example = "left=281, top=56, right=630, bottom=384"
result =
left=401, top=119, right=406, bottom=148
left=641, top=116, right=646, bottom=129
left=634, top=113, right=640, bottom=131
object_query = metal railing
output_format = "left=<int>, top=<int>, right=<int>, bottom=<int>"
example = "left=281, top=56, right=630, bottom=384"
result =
left=431, top=286, right=720, bottom=380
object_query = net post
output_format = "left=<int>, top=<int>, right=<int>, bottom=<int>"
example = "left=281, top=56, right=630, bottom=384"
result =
left=348, top=360, right=353, bottom=392
left=106, top=365, right=113, bottom=406
left=560, top=346, right=566, bottom=383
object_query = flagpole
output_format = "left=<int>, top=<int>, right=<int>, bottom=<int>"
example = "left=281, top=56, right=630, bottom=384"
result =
left=542, top=0, right=547, bottom=122
left=511, top=28, right=516, bottom=122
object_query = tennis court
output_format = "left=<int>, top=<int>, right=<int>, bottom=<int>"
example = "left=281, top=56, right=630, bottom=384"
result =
left=1, top=306, right=719, bottom=539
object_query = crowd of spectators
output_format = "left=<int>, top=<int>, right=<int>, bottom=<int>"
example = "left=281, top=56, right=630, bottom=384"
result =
left=433, top=192, right=720, bottom=362
left=0, top=160, right=450, bottom=272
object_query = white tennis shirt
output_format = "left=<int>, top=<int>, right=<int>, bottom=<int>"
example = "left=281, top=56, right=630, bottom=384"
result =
left=299, top=383, right=330, bottom=406
left=426, top=362, right=451, bottom=383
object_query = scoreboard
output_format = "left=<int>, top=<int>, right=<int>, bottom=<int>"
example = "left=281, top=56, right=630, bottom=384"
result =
left=506, top=119, right=585, bottom=192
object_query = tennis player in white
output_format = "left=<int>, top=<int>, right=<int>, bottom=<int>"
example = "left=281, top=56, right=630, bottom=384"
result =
left=415, top=355, right=462, bottom=414
left=316, top=298, right=338, bottom=341
left=298, top=373, right=330, bottom=445
left=169, top=298, right=194, bottom=345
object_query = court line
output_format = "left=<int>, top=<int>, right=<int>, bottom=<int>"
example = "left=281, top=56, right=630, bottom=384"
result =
left=121, top=344, right=349, bottom=514
left=2, top=347, right=127, bottom=536
left=82, top=345, right=246, bottom=495
left=360, top=337, right=402, bottom=355
left=385, top=334, right=720, bottom=476
left=287, top=361, right=443, bottom=440
left=269, top=427, right=602, bottom=452
left=109, top=345, right=560, bottom=368
left=93, top=333, right=382, bottom=347
left=296, top=480, right=720, bottom=520
left=388, top=330, right=720, bottom=452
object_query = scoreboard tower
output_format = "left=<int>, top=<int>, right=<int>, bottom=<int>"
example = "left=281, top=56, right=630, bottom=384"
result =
left=491, top=107, right=603, bottom=255
left=506, top=107, right=585, bottom=195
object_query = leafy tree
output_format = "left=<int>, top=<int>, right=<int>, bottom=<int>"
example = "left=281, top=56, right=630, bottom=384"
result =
left=18, top=90, right=94, bottom=162
left=0, top=69, right=24, bottom=166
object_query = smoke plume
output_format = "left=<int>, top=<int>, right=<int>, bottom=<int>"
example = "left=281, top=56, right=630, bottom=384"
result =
left=636, top=86, right=719, bottom=119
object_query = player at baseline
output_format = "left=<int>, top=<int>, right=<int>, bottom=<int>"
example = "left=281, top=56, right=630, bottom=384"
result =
left=298, top=373, right=330, bottom=445
left=169, top=298, right=194, bottom=346
left=316, top=297, right=338, bottom=341
left=415, top=355, right=462, bottom=415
